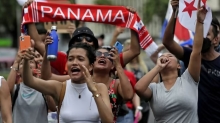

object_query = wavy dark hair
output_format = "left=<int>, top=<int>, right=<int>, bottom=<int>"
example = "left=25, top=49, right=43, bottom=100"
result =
left=66, top=42, right=96, bottom=64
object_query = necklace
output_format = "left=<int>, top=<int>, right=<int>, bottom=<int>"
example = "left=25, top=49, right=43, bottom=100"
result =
left=73, top=87, right=86, bottom=99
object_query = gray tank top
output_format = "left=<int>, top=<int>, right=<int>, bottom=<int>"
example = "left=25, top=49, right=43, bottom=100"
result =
left=13, top=83, right=48, bottom=123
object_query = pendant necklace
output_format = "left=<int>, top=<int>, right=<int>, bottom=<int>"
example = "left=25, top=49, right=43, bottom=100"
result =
left=73, top=87, right=86, bottom=99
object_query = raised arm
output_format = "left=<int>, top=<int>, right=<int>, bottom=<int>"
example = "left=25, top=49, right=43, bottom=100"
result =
left=110, top=48, right=134, bottom=100
left=109, top=27, right=125, bottom=47
left=7, top=50, right=24, bottom=93
left=22, top=48, right=62, bottom=101
left=162, top=0, right=184, bottom=59
left=122, top=29, right=140, bottom=66
left=41, top=38, right=70, bottom=81
left=188, top=2, right=206, bottom=82
left=0, top=78, right=12, bottom=123
left=135, top=57, right=169, bottom=99
left=121, top=7, right=140, bottom=66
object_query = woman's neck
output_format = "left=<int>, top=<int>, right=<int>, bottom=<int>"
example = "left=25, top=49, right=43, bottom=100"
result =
left=160, top=70, right=178, bottom=84
left=92, top=73, right=111, bottom=87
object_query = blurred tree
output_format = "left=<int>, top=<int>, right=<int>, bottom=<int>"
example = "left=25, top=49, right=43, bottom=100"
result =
left=0, top=0, right=19, bottom=48
left=94, top=0, right=113, bottom=5
left=143, top=0, right=168, bottom=24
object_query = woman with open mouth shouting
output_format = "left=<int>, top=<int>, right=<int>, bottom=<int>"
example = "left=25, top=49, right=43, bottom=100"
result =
left=21, top=43, right=113, bottom=123
left=92, top=46, right=134, bottom=122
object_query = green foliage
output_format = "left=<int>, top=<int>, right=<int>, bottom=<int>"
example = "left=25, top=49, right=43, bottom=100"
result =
left=69, top=0, right=76, bottom=4
left=0, top=0, right=18, bottom=33
left=143, top=0, right=168, bottom=24
left=94, top=0, right=113, bottom=5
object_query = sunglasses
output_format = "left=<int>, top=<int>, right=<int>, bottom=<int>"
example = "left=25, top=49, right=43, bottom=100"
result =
left=95, top=51, right=110, bottom=57
left=75, top=36, right=92, bottom=42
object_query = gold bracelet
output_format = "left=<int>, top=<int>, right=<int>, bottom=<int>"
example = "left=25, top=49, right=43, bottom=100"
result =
left=93, top=93, right=101, bottom=98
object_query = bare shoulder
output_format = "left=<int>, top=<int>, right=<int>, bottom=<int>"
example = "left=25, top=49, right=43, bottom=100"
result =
left=95, top=83, right=108, bottom=91
left=0, top=78, right=7, bottom=90
left=0, top=78, right=9, bottom=95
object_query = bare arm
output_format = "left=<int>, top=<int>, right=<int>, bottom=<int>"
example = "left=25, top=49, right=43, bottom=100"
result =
left=7, top=61, right=19, bottom=93
left=7, top=51, right=23, bottom=93
left=162, top=12, right=184, bottom=59
left=94, top=83, right=114, bottom=123
left=0, top=79, right=12, bottom=123
left=122, top=30, right=140, bottom=66
left=45, top=95, right=57, bottom=112
left=41, top=52, right=70, bottom=81
left=116, top=65, right=134, bottom=101
left=132, top=93, right=141, bottom=109
left=109, top=27, right=124, bottom=47
left=135, top=66, right=161, bottom=99
left=188, top=6, right=205, bottom=82
left=28, top=24, right=45, bottom=56
left=23, top=59, right=62, bottom=101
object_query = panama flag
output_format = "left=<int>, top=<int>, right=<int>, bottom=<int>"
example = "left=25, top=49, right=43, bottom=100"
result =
left=178, top=0, right=212, bottom=37
left=161, top=1, right=194, bottom=46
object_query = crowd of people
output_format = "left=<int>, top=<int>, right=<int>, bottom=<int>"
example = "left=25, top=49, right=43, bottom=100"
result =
left=0, top=0, right=220, bottom=123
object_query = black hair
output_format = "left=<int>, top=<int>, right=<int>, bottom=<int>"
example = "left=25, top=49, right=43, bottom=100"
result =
left=66, top=42, right=96, bottom=64
left=100, top=46, right=112, bottom=51
left=212, top=16, right=220, bottom=29
left=98, top=34, right=105, bottom=39
left=35, top=23, right=47, bottom=35
left=211, top=17, right=220, bottom=38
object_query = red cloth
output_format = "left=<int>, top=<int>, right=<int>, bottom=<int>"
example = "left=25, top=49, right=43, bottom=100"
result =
left=50, top=52, right=124, bottom=75
left=22, top=2, right=153, bottom=50
left=50, top=52, right=67, bottom=75
left=124, top=70, right=136, bottom=109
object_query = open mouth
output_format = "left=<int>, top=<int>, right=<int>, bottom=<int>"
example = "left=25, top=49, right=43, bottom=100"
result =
left=71, top=67, right=81, bottom=75
left=98, top=59, right=106, bottom=65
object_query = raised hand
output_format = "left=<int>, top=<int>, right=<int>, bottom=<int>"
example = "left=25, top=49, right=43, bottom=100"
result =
left=22, top=48, right=35, bottom=60
left=126, top=6, right=136, bottom=13
left=156, top=56, right=170, bottom=70
left=44, top=32, right=53, bottom=49
left=115, top=26, right=125, bottom=34
left=197, top=0, right=207, bottom=23
left=23, top=0, right=33, bottom=8
left=67, top=23, right=76, bottom=35
left=78, top=64, right=97, bottom=93
left=171, top=0, right=179, bottom=11
left=108, top=47, right=120, bottom=67
left=15, top=50, right=25, bottom=63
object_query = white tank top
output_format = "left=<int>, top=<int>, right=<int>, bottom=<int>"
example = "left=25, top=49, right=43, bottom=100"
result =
left=59, top=80, right=101, bottom=123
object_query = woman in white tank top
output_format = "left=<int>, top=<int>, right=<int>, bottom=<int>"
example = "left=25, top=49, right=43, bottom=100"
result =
left=0, top=76, right=12, bottom=123
left=21, top=43, right=113, bottom=123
